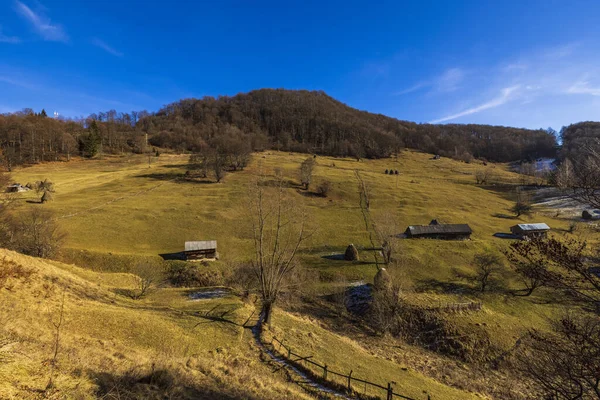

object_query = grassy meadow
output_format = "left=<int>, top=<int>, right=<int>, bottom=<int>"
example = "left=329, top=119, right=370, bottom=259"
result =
left=6, top=149, right=594, bottom=399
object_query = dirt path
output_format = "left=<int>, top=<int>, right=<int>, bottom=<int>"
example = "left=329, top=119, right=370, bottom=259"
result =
left=251, top=314, right=353, bottom=399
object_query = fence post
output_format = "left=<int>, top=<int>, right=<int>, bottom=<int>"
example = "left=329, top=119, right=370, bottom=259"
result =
left=287, top=347, right=291, bottom=359
left=347, top=370, right=352, bottom=391
left=387, top=382, right=393, bottom=400
left=323, top=364, right=328, bottom=380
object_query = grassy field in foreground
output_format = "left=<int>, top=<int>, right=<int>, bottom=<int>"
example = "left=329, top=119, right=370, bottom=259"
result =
left=9, top=150, right=596, bottom=398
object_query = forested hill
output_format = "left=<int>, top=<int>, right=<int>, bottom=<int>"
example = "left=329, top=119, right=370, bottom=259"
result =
left=0, top=89, right=558, bottom=168
left=145, top=89, right=556, bottom=162
left=559, top=121, right=600, bottom=160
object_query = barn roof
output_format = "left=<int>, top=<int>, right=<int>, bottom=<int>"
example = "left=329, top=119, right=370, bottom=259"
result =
left=406, top=224, right=472, bottom=236
left=185, top=240, right=217, bottom=251
left=512, top=223, right=550, bottom=232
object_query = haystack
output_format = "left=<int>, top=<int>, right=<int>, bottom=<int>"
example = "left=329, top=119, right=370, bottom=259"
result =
left=344, top=244, right=359, bottom=261
left=373, top=268, right=392, bottom=292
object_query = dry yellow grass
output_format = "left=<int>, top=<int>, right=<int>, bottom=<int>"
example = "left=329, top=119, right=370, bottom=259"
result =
left=7, top=150, right=594, bottom=399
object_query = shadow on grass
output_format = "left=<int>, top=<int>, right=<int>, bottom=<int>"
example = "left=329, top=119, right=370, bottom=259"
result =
left=297, top=190, right=324, bottom=198
left=25, top=200, right=42, bottom=204
left=492, top=213, right=517, bottom=219
left=321, top=254, right=346, bottom=261
left=91, top=368, right=253, bottom=400
left=159, top=251, right=187, bottom=261
left=493, top=233, right=520, bottom=239
left=414, top=278, right=477, bottom=295
left=135, top=172, right=219, bottom=184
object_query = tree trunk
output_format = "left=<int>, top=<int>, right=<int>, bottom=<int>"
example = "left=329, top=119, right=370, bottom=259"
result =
left=262, top=301, right=273, bottom=327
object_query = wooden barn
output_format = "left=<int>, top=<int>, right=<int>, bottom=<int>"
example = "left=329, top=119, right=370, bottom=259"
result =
left=404, top=220, right=472, bottom=240
left=510, top=223, right=550, bottom=240
left=184, top=240, right=218, bottom=261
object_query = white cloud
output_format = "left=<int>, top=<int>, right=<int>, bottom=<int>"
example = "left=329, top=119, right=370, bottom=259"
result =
left=429, top=85, right=521, bottom=123
left=0, top=75, right=36, bottom=89
left=395, top=67, right=465, bottom=96
left=567, top=79, right=600, bottom=96
left=91, top=38, right=124, bottom=57
left=14, top=0, right=68, bottom=42
left=435, top=68, right=465, bottom=92
left=0, top=26, right=21, bottom=43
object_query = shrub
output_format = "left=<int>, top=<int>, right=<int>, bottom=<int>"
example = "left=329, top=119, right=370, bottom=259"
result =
left=316, top=180, right=332, bottom=197
left=166, top=261, right=224, bottom=287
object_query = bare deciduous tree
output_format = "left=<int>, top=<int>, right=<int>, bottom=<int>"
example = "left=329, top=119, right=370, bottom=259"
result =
left=511, top=187, right=532, bottom=217
left=15, top=209, right=65, bottom=258
left=131, top=262, right=163, bottom=299
left=515, top=314, right=600, bottom=400
left=299, top=157, right=315, bottom=190
left=557, top=141, right=600, bottom=209
left=473, top=252, right=502, bottom=292
left=249, top=173, right=310, bottom=326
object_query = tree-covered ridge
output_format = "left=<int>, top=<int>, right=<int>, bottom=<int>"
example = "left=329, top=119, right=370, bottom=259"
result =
left=145, top=89, right=557, bottom=161
left=0, top=89, right=558, bottom=168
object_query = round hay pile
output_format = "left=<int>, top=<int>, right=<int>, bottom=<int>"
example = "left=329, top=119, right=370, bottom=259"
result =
left=374, top=268, right=392, bottom=292
left=344, top=244, right=359, bottom=261
left=41, top=191, right=53, bottom=203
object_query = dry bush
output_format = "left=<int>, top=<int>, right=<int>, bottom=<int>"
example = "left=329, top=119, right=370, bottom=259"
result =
left=0, top=258, right=34, bottom=289
left=130, top=261, right=164, bottom=299
left=13, top=209, right=66, bottom=258
left=316, top=180, right=332, bottom=197
left=165, top=261, right=224, bottom=287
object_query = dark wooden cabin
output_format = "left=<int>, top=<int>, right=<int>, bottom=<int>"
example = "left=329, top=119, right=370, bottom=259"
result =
left=184, top=240, right=218, bottom=261
left=510, top=223, right=550, bottom=240
left=404, top=220, right=472, bottom=240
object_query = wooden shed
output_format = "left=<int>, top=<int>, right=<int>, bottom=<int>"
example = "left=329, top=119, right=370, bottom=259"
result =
left=404, top=220, right=472, bottom=240
left=510, top=223, right=550, bottom=240
left=184, top=240, right=218, bottom=261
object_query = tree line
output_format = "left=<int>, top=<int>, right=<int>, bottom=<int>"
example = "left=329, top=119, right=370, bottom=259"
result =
left=0, top=89, right=559, bottom=170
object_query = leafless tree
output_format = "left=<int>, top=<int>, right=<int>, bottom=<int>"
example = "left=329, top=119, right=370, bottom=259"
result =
left=355, top=170, right=380, bottom=267
left=131, top=261, right=163, bottom=299
left=249, top=173, right=310, bottom=326
left=46, top=290, right=66, bottom=391
left=511, top=187, right=532, bottom=217
left=299, top=157, right=315, bottom=190
left=15, top=209, right=66, bottom=258
left=473, top=252, right=503, bottom=292
left=514, top=314, right=600, bottom=399
left=36, top=178, right=55, bottom=203
left=475, top=168, right=491, bottom=185
left=557, top=141, right=600, bottom=209
left=507, top=236, right=600, bottom=306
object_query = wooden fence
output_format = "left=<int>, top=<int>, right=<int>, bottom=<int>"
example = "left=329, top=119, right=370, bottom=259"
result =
left=428, top=301, right=482, bottom=313
left=269, top=336, right=430, bottom=400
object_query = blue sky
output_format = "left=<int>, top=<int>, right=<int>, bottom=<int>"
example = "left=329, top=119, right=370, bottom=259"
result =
left=1, top=0, right=599, bottom=130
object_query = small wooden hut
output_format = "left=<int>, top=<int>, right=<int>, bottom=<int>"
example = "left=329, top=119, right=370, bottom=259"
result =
left=404, top=220, right=472, bottom=240
left=510, top=223, right=550, bottom=240
left=184, top=240, right=218, bottom=261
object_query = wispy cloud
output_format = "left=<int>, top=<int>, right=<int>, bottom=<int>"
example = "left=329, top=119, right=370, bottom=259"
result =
left=91, top=38, right=124, bottom=57
left=0, top=26, right=21, bottom=43
left=429, top=85, right=521, bottom=123
left=395, top=67, right=465, bottom=96
left=14, top=0, right=68, bottom=42
left=0, top=75, right=37, bottom=90
left=567, top=79, right=600, bottom=96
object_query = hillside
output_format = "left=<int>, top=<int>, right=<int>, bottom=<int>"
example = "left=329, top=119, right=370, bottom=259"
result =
left=7, top=150, right=594, bottom=399
left=0, top=89, right=557, bottom=170
left=0, top=249, right=319, bottom=399
left=145, top=89, right=557, bottom=162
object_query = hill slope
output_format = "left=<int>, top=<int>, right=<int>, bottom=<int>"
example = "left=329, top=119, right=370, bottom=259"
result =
left=0, top=249, right=313, bottom=399
left=146, top=89, right=557, bottom=162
